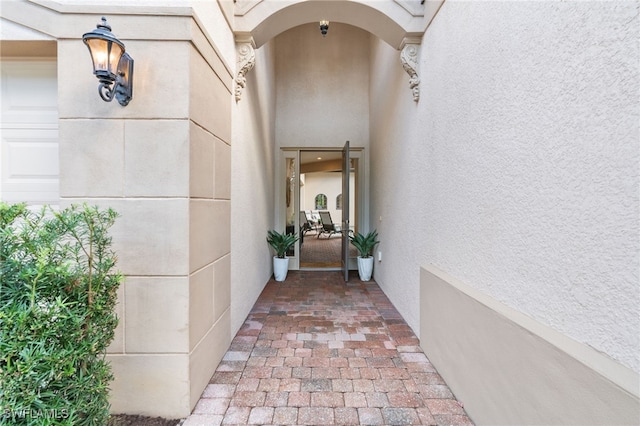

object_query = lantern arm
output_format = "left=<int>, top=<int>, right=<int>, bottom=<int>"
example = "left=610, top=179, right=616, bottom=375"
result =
left=95, top=52, right=133, bottom=105
left=98, top=82, right=115, bottom=102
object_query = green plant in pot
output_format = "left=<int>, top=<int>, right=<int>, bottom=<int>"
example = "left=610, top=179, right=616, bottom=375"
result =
left=267, top=229, right=299, bottom=281
left=349, top=230, right=380, bottom=281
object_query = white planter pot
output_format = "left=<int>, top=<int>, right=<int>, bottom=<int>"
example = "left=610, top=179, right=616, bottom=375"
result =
left=357, top=256, right=374, bottom=281
left=273, top=256, right=290, bottom=281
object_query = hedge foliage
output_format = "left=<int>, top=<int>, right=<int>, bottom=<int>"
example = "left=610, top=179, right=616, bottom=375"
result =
left=0, top=203, right=122, bottom=425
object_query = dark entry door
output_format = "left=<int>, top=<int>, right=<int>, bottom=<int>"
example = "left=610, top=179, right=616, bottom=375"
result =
left=341, top=141, right=350, bottom=281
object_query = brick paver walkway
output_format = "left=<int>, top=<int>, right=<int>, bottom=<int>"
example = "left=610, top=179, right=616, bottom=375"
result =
left=183, top=271, right=473, bottom=425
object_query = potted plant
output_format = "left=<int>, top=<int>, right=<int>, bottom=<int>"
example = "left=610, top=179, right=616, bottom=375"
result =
left=349, top=230, right=380, bottom=281
left=267, top=229, right=299, bottom=281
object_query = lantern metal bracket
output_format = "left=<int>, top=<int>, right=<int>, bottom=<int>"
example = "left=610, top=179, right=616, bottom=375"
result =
left=104, top=52, right=133, bottom=106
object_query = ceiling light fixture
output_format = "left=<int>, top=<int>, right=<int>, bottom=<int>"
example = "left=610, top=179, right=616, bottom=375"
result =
left=319, top=20, right=329, bottom=37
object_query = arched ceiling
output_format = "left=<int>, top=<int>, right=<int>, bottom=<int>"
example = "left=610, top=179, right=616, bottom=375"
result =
left=233, top=0, right=443, bottom=49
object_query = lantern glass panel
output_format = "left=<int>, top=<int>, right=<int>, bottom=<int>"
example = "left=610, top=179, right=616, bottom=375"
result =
left=86, top=38, right=123, bottom=77
left=107, top=42, right=124, bottom=74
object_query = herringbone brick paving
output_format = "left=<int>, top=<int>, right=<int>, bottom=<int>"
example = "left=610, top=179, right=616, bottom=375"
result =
left=183, top=271, right=473, bottom=425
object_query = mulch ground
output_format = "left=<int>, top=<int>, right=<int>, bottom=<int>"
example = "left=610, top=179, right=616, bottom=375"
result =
left=108, top=414, right=183, bottom=426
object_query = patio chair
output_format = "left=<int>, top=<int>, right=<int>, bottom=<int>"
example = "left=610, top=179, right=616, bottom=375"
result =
left=317, top=211, right=341, bottom=238
left=300, top=211, right=314, bottom=236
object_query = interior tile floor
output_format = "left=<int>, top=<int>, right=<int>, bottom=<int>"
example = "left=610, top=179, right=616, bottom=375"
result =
left=183, top=271, right=473, bottom=425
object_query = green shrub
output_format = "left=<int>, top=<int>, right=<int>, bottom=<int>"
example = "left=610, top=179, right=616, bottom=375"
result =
left=0, top=203, right=122, bottom=425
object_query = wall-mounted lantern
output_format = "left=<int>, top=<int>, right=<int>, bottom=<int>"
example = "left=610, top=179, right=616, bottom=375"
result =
left=319, top=20, right=330, bottom=37
left=82, top=17, right=133, bottom=106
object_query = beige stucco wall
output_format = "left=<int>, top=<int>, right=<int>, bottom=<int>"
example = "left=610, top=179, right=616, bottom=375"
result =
left=230, top=38, right=278, bottom=334
left=275, top=23, right=371, bottom=150
left=369, top=0, right=640, bottom=423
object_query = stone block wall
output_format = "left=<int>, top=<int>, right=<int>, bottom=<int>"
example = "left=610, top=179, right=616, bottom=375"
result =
left=53, top=9, right=234, bottom=418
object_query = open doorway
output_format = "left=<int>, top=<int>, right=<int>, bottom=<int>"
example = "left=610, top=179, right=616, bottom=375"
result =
left=298, top=149, right=358, bottom=269
left=279, top=147, right=366, bottom=271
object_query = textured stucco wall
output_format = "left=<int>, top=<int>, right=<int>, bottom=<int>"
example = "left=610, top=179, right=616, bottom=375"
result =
left=275, top=23, right=370, bottom=149
left=371, top=0, right=640, bottom=374
left=231, top=40, right=277, bottom=334
left=369, top=33, right=422, bottom=334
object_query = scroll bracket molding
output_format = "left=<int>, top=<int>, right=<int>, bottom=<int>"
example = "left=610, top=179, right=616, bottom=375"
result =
left=400, top=40, right=420, bottom=102
left=235, top=37, right=256, bottom=102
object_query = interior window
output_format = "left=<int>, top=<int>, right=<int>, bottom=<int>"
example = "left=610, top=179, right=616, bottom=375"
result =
left=315, top=194, right=327, bottom=210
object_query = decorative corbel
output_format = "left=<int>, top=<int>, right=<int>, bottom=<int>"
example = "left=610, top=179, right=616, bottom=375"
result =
left=235, top=39, right=256, bottom=102
left=400, top=42, right=420, bottom=102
